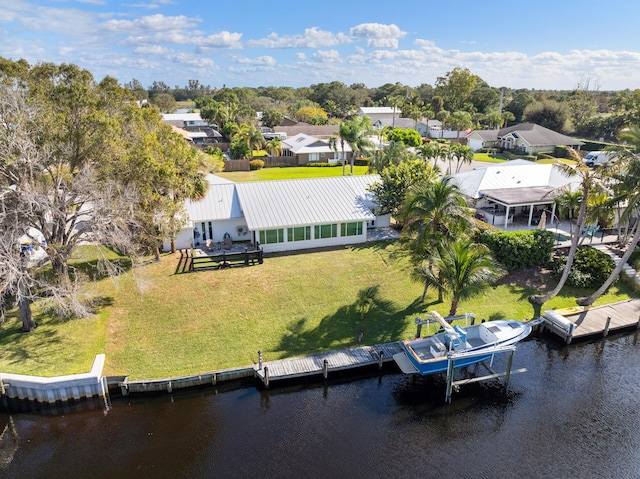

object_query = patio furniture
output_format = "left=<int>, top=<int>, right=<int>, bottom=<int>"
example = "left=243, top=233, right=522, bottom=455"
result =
left=205, top=239, right=215, bottom=252
left=223, top=233, right=232, bottom=250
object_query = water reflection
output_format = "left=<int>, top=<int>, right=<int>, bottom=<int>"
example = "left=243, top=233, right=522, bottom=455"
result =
left=2, top=336, right=640, bottom=478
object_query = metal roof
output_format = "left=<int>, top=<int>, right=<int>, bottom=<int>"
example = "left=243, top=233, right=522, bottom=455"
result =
left=479, top=186, right=560, bottom=206
left=185, top=182, right=242, bottom=222
left=451, top=160, right=579, bottom=199
left=235, top=175, right=379, bottom=230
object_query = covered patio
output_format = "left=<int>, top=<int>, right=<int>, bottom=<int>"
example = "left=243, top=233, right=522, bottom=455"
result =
left=476, top=186, right=560, bottom=229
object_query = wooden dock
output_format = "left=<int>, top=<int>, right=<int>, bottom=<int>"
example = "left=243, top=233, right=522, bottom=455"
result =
left=542, top=299, right=640, bottom=343
left=254, top=342, right=404, bottom=387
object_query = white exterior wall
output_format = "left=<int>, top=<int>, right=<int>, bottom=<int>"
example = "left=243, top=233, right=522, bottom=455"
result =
left=467, top=138, right=485, bottom=151
left=167, top=219, right=250, bottom=251
left=258, top=223, right=367, bottom=253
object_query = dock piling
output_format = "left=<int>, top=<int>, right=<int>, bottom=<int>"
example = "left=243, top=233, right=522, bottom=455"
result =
left=264, top=366, right=269, bottom=388
left=378, top=350, right=384, bottom=370
left=258, top=350, right=263, bottom=370
left=604, top=316, right=612, bottom=337
left=323, top=359, right=329, bottom=379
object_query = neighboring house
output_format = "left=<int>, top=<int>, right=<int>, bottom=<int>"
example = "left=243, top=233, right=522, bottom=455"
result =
left=274, top=123, right=337, bottom=139
left=280, top=133, right=350, bottom=165
left=166, top=175, right=391, bottom=254
left=358, top=107, right=401, bottom=128
left=162, top=113, right=223, bottom=145
left=497, top=123, right=583, bottom=155
left=465, top=129, right=500, bottom=151
left=450, top=159, right=580, bottom=228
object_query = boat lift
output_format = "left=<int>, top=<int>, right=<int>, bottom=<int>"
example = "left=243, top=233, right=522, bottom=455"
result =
left=444, top=345, right=526, bottom=403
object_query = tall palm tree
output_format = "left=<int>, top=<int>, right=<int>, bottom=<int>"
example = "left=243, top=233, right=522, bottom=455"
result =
left=555, top=189, right=583, bottom=236
left=415, top=240, right=504, bottom=316
left=266, top=138, right=282, bottom=157
left=402, top=177, right=472, bottom=301
left=345, top=115, right=375, bottom=175
left=577, top=127, right=640, bottom=306
left=329, top=121, right=352, bottom=175
left=530, top=149, right=608, bottom=305
left=450, top=143, right=474, bottom=174
left=419, top=141, right=446, bottom=171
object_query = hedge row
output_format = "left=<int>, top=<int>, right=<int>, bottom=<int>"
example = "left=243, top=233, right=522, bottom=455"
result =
left=474, top=229, right=555, bottom=270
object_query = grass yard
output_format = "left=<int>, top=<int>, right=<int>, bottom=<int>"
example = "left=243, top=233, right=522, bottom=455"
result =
left=0, top=242, right=636, bottom=379
left=217, top=165, right=370, bottom=182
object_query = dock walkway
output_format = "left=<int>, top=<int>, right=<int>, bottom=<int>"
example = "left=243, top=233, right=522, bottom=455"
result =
left=254, top=342, right=404, bottom=387
left=542, top=298, right=640, bottom=343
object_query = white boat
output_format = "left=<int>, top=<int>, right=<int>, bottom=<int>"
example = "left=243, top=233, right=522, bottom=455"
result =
left=393, top=312, right=532, bottom=376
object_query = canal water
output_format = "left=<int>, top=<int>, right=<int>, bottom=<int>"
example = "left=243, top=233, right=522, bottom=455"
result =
left=2, top=333, right=640, bottom=479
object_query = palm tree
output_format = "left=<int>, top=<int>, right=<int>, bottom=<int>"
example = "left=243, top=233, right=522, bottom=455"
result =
left=530, top=149, right=608, bottom=305
left=402, top=177, right=472, bottom=301
left=266, top=138, right=282, bottom=157
left=386, top=95, right=404, bottom=128
left=450, top=110, right=473, bottom=139
left=450, top=143, right=474, bottom=174
left=329, top=121, right=352, bottom=175
left=555, top=189, right=583, bottom=236
left=415, top=240, right=504, bottom=316
left=345, top=115, right=375, bottom=175
left=355, top=285, right=379, bottom=320
left=577, top=127, right=640, bottom=306
left=419, top=141, right=446, bottom=171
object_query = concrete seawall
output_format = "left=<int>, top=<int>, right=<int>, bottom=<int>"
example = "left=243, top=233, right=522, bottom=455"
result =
left=0, top=354, right=108, bottom=404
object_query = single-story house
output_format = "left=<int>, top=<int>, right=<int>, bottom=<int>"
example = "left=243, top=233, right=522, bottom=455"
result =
left=162, top=113, right=223, bottom=145
left=358, top=107, right=401, bottom=128
left=465, top=129, right=500, bottom=151
left=166, top=175, right=391, bottom=254
left=274, top=123, right=337, bottom=139
left=280, top=133, right=350, bottom=165
left=496, top=123, right=583, bottom=155
left=450, top=159, right=580, bottom=228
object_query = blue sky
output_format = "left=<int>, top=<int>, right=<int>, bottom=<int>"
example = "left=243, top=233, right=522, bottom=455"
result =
left=2, top=0, right=640, bottom=91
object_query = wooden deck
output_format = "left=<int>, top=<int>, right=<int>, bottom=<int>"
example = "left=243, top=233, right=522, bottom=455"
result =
left=543, top=299, right=640, bottom=343
left=254, top=342, right=404, bottom=386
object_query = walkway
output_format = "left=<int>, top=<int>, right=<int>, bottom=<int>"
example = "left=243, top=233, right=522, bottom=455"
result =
left=254, top=342, right=404, bottom=387
left=591, top=243, right=640, bottom=288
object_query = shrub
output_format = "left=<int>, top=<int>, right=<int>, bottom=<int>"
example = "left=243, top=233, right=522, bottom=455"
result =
left=474, top=229, right=554, bottom=270
left=354, top=157, right=370, bottom=166
left=552, top=247, right=615, bottom=289
left=304, top=162, right=332, bottom=167
left=554, top=145, right=569, bottom=158
left=249, top=159, right=265, bottom=170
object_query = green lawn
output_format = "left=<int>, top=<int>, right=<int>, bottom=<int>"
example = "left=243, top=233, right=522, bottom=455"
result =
left=217, top=165, right=370, bottom=182
left=0, top=242, right=636, bottom=380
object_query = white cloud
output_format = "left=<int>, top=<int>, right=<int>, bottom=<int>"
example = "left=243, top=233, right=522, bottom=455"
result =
left=101, top=14, right=197, bottom=33
left=350, top=23, right=406, bottom=48
left=311, top=49, right=341, bottom=62
left=247, top=27, right=352, bottom=49
left=233, top=55, right=277, bottom=66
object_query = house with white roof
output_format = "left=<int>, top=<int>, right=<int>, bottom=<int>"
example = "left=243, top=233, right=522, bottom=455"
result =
left=281, top=133, right=350, bottom=165
left=357, top=107, right=401, bottom=128
left=450, top=160, right=580, bottom=228
left=166, top=175, right=391, bottom=253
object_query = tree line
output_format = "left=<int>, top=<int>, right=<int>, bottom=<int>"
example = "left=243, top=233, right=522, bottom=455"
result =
left=130, top=68, right=640, bottom=141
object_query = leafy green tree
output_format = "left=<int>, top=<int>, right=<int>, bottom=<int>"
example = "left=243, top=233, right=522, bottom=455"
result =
left=386, top=127, right=421, bottom=147
left=151, top=92, right=177, bottom=113
left=261, top=108, right=284, bottom=128
left=229, top=136, right=251, bottom=159
left=368, top=160, right=438, bottom=221
left=434, top=67, right=479, bottom=112
left=555, top=190, right=583, bottom=236
left=355, top=285, right=379, bottom=321
left=368, top=141, right=415, bottom=173
left=523, top=99, right=570, bottom=133
left=414, top=240, right=504, bottom=315
left=344, top=115, right=375, bottom=174
left=505, top=91, right=535, bottom=123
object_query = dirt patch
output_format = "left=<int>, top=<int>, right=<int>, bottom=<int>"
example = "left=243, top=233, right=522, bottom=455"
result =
left=497, top=266, right=554, bottom=292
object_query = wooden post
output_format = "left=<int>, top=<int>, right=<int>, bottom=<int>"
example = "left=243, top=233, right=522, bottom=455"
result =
left=378, top=350, right=384, bottom=370
left=258, top=350, right=263, bottom=370
left=323, top=359, right=329, bottom=379
left=211, top=373, right=217, bottom=386
left=445, top=356, right=455, bottom=403
left=504, top=350, right=514, bottom=386
left=244, top=248, right=249, bottom=266
left=636, top=313, right=640, bottom=330
left=603, top=316, right=612, bottom=337
left=167, top=381, right=172, bottom=393
left=258, top=248, right=263, bottom=264
left=264, top=366, right=270, bottom=388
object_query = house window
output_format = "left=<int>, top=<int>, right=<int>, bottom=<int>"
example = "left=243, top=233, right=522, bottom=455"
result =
left=341, top=222, right=363, bottom=237
left=259, top=229, right=284, bottom=244
left=314, top=224, right=337, bottom=239
left=309, top=153, right=319, bottom=162
left=287, top=226, right=311, bottom=242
